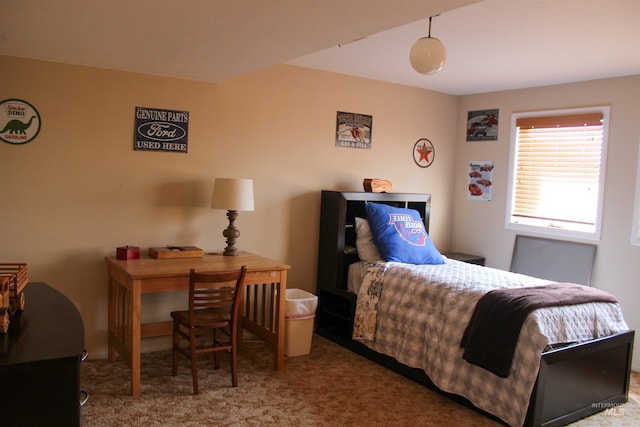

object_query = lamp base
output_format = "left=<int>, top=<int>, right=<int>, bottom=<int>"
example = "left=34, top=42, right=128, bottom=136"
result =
left=223, top=247, right=239, bottom=257
left=222, top=210, right=240, bottom=256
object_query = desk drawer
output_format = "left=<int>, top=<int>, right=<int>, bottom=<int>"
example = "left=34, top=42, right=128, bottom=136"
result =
left=141, top=276, right=188, bottom=293
left=246, top=270, right=282, bottom=284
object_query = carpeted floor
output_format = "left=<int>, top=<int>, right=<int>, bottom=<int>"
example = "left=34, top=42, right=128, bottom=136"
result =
left=81, top=334, right=639, bottom=426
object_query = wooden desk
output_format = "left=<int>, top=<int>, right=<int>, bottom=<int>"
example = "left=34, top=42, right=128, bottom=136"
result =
left=105, top=251, right=290, bottom=396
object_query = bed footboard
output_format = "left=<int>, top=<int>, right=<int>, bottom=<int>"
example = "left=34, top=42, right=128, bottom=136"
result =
left=525, top=330, right=634, bottom=427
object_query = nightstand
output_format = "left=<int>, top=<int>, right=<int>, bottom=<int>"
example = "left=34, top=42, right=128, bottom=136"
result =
left=444, top=252, right=485, bottom=266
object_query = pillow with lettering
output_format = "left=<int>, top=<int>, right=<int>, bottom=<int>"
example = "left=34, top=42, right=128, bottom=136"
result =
left=365, top=202, right=444, bottom=265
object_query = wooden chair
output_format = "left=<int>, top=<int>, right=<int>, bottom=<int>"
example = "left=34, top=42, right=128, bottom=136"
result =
left=171, top=265, right=247, bottom=394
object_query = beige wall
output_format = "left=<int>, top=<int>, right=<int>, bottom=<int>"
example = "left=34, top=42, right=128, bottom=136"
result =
left=3, top=55, right=639, bottom=369
left=452, top=75, right=640, bottom=368
left=0, top=56, right=457, bottom=357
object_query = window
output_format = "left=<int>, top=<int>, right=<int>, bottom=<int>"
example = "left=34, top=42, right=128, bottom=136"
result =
left=506, top=106, right=610, bottom=240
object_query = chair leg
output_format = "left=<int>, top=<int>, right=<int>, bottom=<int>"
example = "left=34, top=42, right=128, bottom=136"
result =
left=231, top=348, right=238, bottom=387
left=189, top=329, right=199, bottom=395
left=231, top=327, right=238, bottom=387
left=213, top=328, right=220, bottom=370
left=171, top=320, right=179, bottom=377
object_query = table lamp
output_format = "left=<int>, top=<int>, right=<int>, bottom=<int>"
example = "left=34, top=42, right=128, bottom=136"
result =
left=211, top=178, right=255, bottom=256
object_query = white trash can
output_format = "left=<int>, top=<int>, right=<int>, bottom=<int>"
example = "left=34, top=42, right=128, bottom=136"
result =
left=284, top=289, right=317, bottom=356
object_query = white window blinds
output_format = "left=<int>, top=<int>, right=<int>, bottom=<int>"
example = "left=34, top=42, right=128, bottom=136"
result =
left=508, top=109, right=608, bottom=238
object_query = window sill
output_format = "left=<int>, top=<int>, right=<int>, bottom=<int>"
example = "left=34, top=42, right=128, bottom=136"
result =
left=505, top=221, right=600, bottom=242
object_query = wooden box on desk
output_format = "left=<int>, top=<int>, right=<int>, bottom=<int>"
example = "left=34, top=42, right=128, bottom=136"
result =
left=148, top=246, right=204, bottom=259
left=116, top=246, right=140, bottom=260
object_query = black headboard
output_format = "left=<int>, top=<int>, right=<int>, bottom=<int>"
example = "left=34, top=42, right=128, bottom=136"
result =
left=317, top=191, right=432, bottom=292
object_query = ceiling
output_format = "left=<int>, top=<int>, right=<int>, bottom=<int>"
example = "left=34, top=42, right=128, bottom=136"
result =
left=1, top=0, right=639, bottom=96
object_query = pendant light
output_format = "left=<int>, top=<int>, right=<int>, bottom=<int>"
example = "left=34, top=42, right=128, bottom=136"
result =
left=409, top=15, right=446, bottom=75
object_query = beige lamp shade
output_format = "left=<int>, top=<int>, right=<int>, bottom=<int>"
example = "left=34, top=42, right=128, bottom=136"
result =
left=409, top=36, right=446, bottom=75
left=211, top=178, right=255, bottom=211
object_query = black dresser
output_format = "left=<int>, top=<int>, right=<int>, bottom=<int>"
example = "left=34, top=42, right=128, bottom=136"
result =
left=0, top=282, right=85, bottom=427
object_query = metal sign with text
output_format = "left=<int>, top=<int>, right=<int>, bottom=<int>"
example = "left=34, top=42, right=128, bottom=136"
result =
left=134, top=106, right=189, bottom=153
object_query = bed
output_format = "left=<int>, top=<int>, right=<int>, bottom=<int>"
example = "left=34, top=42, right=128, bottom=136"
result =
left=316, top=190, right=634, bottom=427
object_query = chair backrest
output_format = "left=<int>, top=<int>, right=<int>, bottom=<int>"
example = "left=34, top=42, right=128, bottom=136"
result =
left=188, top=265, right=248, bottom=326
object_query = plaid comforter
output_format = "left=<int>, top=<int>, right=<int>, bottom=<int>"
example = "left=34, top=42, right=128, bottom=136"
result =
left=352, top=259, right=629, bottom=427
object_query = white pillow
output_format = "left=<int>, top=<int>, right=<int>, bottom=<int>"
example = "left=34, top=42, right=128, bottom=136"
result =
left=355, top=217, right=382, bottom=262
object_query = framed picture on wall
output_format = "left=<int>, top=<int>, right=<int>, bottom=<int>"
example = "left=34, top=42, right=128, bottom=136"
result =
left=335, top=111, right=372, bottom=149
left=466, top=109, right=499, bottom=141
left=134, top=106, right=190, bottom=153
left=467, top=161, right=493, bottom=201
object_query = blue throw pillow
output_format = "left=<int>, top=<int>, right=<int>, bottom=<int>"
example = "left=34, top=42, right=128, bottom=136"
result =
left=365, top=202, right=444, bottom=265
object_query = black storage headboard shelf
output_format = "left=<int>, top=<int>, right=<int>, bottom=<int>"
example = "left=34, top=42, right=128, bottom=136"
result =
left=316, top=190, right=432, bottom=339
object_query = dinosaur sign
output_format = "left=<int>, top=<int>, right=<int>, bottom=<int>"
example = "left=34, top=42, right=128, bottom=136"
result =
left=0, top=99, right=41, bottom=145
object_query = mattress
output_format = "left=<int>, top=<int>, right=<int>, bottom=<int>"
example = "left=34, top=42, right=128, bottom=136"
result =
left=350, top=258, right=629, bottom=426
left=347, top=260, right=372, bottom=294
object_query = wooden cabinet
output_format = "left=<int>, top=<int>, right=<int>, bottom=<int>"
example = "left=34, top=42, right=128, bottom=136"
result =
left=316, top=190, right=432, bottom=341
left=0, top=282, right=85, bottom=427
